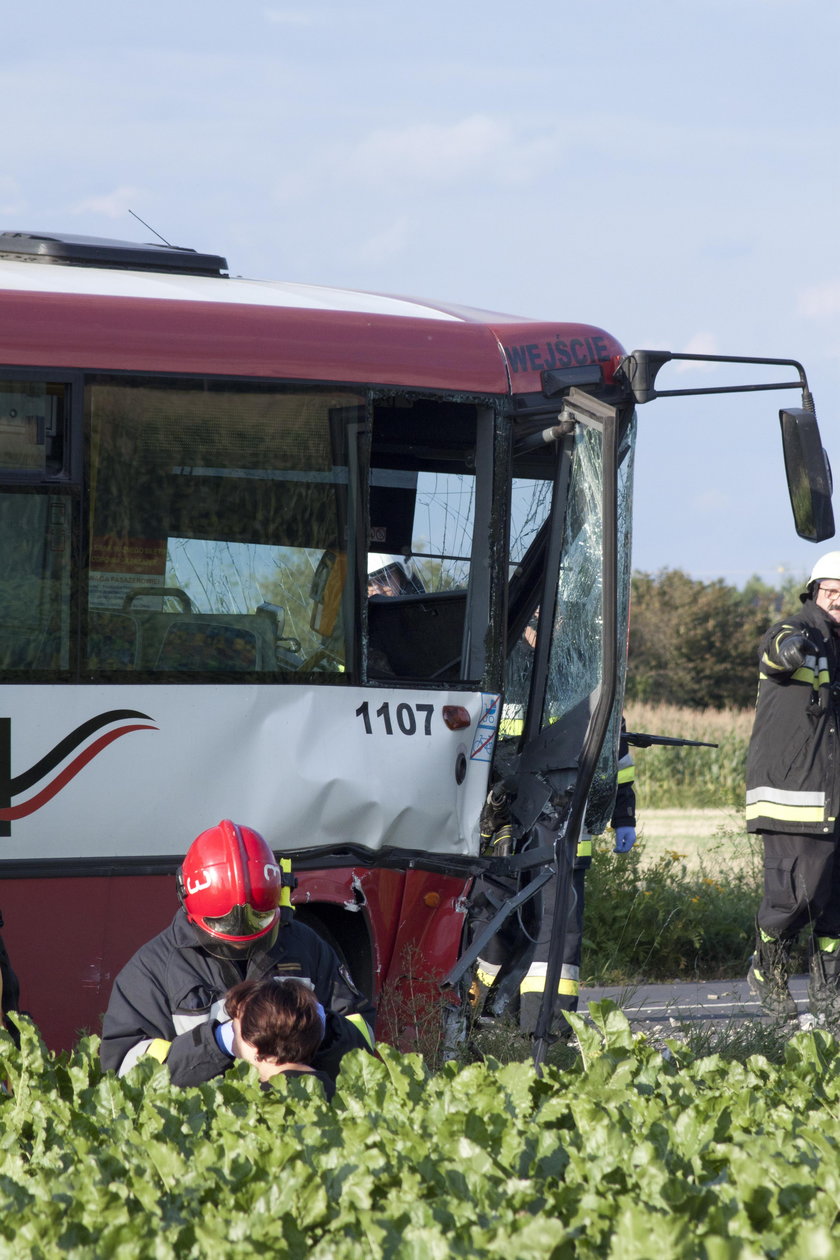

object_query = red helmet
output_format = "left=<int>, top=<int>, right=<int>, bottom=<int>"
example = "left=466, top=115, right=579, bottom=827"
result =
left=177, top=820, right=293, bottom=947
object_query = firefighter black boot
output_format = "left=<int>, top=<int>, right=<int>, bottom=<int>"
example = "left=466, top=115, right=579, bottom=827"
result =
left=808, top=937, right=840, bottom=1022
left=747, top=928, right=798, bottom=1020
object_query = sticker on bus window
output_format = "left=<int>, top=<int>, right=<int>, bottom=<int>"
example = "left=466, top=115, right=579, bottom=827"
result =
left=470, top=695, right=500, bottom=761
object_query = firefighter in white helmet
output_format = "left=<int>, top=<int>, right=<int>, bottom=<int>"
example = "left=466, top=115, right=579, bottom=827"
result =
left=367, top=553, right=425, bottom=597
left=746, top=551, right=840, bottom=1020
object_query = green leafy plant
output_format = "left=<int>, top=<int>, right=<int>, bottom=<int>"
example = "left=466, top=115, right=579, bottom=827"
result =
left=583, top=835, right=760, bottom=982
left=5, top=1005, right=840, bottom=1257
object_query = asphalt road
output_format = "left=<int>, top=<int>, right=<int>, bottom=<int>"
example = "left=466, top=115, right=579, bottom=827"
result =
left=579, top=973, right=816, bottom=1030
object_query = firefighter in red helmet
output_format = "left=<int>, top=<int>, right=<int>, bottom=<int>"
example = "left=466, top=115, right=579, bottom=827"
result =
left=100, top=821, right=375, bottom=1086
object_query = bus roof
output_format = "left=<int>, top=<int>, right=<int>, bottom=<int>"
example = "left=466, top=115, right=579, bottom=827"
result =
left=0, top=244, right=625, bottom=395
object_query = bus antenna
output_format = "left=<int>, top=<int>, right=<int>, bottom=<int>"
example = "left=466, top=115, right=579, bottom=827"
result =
left=128, top=209, right=173, bottom=247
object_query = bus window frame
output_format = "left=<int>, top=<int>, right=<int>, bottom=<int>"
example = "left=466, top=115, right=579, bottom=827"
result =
left=0, top=369, right=82, bottom=682
left=0, top=367, right=82, bottom=486
left=363, top=392, right=507, bottom=690
left=0, top=366, right=510, bottom=688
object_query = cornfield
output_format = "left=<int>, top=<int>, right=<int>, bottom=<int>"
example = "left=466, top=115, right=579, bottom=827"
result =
left=623, top=701, right=753, bottom=809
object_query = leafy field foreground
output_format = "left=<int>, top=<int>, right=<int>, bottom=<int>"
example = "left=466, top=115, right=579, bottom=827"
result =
left=4, top=1006, right=840, bottom=1259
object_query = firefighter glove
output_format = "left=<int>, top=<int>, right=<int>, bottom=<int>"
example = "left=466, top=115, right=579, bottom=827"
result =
left=614, top=826, right=637, bottom=853
left=778, top=633, right=816, bottom=672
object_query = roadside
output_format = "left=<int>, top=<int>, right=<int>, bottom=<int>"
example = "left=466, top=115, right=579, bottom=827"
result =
left=580, top=973, right=816, bottom=1031
left=634, top=806, right=755, bottom=871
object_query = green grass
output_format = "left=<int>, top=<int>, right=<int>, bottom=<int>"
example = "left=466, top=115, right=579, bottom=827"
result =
left=583, top=832, right=760, bottom=983
left=635, top=808, right=752, bottom=870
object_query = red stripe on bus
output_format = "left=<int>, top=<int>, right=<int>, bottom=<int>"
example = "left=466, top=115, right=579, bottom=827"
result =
left=0, top=724, right=156, bottom=820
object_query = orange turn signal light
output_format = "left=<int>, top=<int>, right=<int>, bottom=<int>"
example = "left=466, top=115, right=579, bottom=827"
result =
left=442, top=705, right=471, bottom=731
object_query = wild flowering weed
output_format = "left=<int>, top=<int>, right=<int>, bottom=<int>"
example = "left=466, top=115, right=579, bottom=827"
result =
left=583, top=833, right=759, bottom=982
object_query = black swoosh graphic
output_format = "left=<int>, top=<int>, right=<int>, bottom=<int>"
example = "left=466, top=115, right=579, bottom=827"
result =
left=10, top=709, right=155, bottom=794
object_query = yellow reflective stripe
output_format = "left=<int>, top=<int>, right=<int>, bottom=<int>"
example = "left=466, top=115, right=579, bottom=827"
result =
left=498, top=719, right=524, bottom=737
left=279, top=857, right=294, bottom=911
left=520, top=976, right=579, bottom=996
left=791, top=666, right=830, bottom=686
left=146, top=1039, right=172, bottom=1064
left=746, top=801, right=826, bottom=823
left=475, top=967, right=497, bottom=988
left=817, top=937, right=840, bottom=954
left=345, top=1013, right=375, bottom=1050
left=616, top=766, right=635, bottom=785
left=576, top=838, right=592, bottom=858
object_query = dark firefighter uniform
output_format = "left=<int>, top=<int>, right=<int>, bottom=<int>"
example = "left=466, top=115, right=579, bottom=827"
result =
left=0, top=911, right=20, bottom=1042
left=745, top=595, right=840, bottom=1015
left=476, top=731, right=636, bottom=1034
left=518, top=737, right=636, bottom=1033
left=100, top=911, right=376, bottom=1086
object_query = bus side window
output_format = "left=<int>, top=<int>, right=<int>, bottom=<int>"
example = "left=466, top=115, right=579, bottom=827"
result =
left=87, top=612, right=139, bottom=669
left=368, top=400, right=478, bottom=682
left=86, top=381, right=361, bottom=681
left=0, top=491, right=71, bottom=673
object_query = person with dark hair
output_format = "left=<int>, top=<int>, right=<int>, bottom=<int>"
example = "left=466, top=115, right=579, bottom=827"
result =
left=0, top=911, right=20, bottom=1045
left=100, top=820, right=375, bottom=1085
left=226, top=977, right=336, bottom=1098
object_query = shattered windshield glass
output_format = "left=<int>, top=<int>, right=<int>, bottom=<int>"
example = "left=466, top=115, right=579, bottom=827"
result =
left=542, top=415, right=635, bottom=832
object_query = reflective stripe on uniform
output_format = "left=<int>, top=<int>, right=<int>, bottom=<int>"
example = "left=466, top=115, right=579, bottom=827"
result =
left=475, top=961, right=500, bottom=989
left=616, top=751, right=635, bottom=786
left=519, top=961, right=579, bottom=997
left=146, top=1038, right=172, bottom=1063
left=172, top=997, right=228, bottom=1036
left=499, top=705, right=524, bottom=738
left=576, top=836, right=592, bottom=859
left=746, top=785, right=827, bottom=824
left=279, top=857, right=294, bottom=912
left=344, top=1012, right=375, bottom=1049
left=118, top=1038, right=160, bottom=1076
left=816, top=937, right=840, bottom=954
left=791, top=659, right=830, bottom=687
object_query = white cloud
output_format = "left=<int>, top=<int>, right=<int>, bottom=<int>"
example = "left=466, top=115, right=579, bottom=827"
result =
left=797, top=281, right=840, bottom=319
left=352, top=115, right=513, bottom=183
left=70, top=186, right=147, bottom=221
left=675, top=331, right=719, bottom=373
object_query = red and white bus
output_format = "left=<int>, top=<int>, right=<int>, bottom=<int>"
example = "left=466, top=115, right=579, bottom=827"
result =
left=0, top=230, right=831, bottom=1051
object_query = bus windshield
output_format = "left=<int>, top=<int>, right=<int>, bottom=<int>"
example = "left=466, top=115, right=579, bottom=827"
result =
left=502, top=411, right=635, bottom=829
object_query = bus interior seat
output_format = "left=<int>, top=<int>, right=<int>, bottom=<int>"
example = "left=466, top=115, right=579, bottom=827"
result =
left=0, top=626, right=65, bottom=670
left=87, top=611, right=140, bottom=669
left=154, top=620, right=261, bottom=671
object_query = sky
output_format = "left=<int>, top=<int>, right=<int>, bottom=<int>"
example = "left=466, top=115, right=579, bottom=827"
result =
left=4, top=0, right=839, bottom=588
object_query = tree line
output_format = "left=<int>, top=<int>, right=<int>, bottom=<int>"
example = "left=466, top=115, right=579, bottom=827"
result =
left=626, top=568, right=805, bottom=711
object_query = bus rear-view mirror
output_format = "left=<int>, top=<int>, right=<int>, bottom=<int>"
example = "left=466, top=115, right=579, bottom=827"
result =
left=780, top=407, right=835, bottom=542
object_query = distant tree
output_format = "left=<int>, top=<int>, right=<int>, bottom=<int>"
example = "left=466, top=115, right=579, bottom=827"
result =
left=626, top=567, right=804, bottom=711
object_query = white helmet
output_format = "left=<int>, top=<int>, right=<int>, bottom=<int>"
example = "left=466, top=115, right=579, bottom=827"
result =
left=367, top=553, right=425, bottom=595
left=802, top=551, right=840, bottom=601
